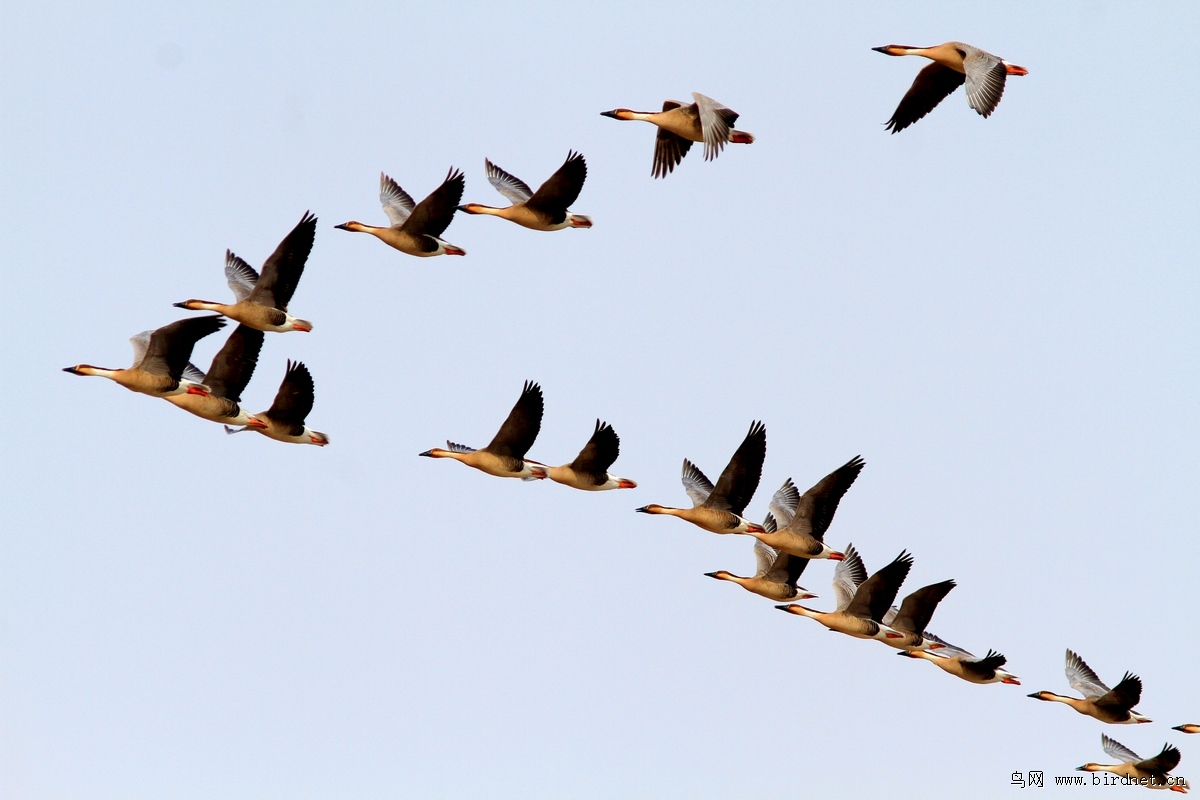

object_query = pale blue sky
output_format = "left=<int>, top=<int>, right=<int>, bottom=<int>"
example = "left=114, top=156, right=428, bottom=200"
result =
left=3, top=1, right=1198, bottom=797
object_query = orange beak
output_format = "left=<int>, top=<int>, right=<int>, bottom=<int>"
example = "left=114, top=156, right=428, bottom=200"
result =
left=827, top=552, right=845, bottom=561
left=186, top=385, right=210, bottom=396
left=1005, top=63, right=1028, bottom=76
left=293, top=323, right=312, bottom=332
left=1002, top=677, right=1022, bottom=685
left=246, top=417, right=268, bottom=429
left=617, top=479, right=638, bottom=489
left=885, top=632, right=903, bottom=639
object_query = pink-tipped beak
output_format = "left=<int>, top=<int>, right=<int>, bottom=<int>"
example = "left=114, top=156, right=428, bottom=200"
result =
left=827, top=552, right=845, bottom=561
left=1002, top=678, right=1022, bottom=685
left=617, top=479, right=638, bottom=489
left=1005, top=63, right=1028, bottom=76
left=186, top=385, right=210, bottom=396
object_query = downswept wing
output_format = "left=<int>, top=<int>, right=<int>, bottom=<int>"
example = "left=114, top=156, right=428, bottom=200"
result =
left=652, top=100, right=693, bottom=179
left=884, top=61, right=965, bottom=133
left=692, top=92, right=739, bottom=161
left=248, top=211, right=317, bottom=312
left=202, top=324, right=264, bottom=402
left=482, top=380, right=543, bottom=461
left=963, top=48, right=1008, bottom=117
left=568, top=420, right=620, bottom=483
left=704, top=421, right=766, bottom=516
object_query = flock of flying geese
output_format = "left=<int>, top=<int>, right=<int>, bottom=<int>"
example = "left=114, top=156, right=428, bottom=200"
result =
left=62, top=40, right=1194, bottom=788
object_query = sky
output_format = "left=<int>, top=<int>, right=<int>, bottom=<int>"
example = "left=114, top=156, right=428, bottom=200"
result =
left=2, top=1, right=1198, bottom=797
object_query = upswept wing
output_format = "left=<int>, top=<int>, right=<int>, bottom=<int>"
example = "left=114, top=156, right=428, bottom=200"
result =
left=482, top=380, right=543, bottom=460
left=832, top=544, right=868, bottom=611
left=568, top=419, right=620, bottom=481
left=704, top=420, right=766, bottom=516
left=402, top=167, right=465, bottom=239
left=845, top=550, right=913, bottom=621
left=681, top=459, right=714, bottom=507
left=379, top=173, right=416, bottom=227
left=1065, top=649, right=1111, bottom=699
left=266, top=359, right=315, bottom=431
left=891, top=579, right=956, bottom=635
left=224, top=251, right=259, bottom=302
left=766, top=478, right=800, bottom=528
left=526, top=151, right=587, bottom=220
left=485, top=159, right=534, bottom=205
left=787, top=455, right=865, bottom=539
left=1100, top=734, right=1142, bottom=765
left=249, top=211, right=317, bottom=312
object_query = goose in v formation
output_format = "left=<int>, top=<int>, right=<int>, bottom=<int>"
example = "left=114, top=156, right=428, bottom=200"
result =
left=336, top=169, right=466, bottom=257
left=546, top=420, right=636, bottom=491
left=746, top=456, right=864, bottom=560
left=636, top=421, right=767, bottom=534
left=1029, top=649, right=1151, bottom=724
left=167, top=323, right=267, bottom=429
left=872, top=42, right=1027, bottom=133
left=227, top=359, right=328, bottom=446
left=63, top=315, right=224, bottom=398
left=897, top=639, right=1021, bottom=685
left=601, top=92, right=755, bottom=178
left=420, top=381, right=548, bottom=480
left=879, top=578, right=956, bottom=651
left=459, top=152, right=592, bottom=230
left=776, top=545, right=910, bottom=642
left=706, top=510, right=818, bottom=603
left=1077, top=735, right=1186, bottom=792
left=175, top=212, right=316, bottom=332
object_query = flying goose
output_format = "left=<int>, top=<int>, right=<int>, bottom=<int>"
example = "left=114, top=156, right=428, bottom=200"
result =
left=335, top=169, right=466, bottom=257
left=635, top=421, right=767, bottom=534
left=776, top=546, right=910, bottom=642
left=1077, top=735, right=1187, bottom=792
left=879, top=579, right=956, bottom=651
left=600, top=92, right=755, bottom=178
left=166, top=324, right=266, bottom=428
left=458, top=152, right=592, bottom=230
left=1029, top=649, right=1151, bottom=724
left=175, top=212, right=316, bottom=332
left=706, top=511, right=818, bottom=602
left=63, top=316, right=224, bottom=398
left=420, top=381, right=547, bottom=479
left=546, top=420, right=636, bottom=490
left=227, top=360, right=328, bottom=445
left=897, top=641, right=1021, bottom=685
left=747, top=456, right=863, bottom=560
left=872, top=42, right=1027, bottom=133
left=1173, top=725, right=1200, bottom=735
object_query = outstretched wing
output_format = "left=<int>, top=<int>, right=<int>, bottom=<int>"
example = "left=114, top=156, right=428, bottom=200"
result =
left=526, top=151, right=587, bottom=222
left=832, top=544, right=868, bottom=611
left=1065, top=649, right=1111, bottom=700
left=963, top=47, right=1008, bottom=118
left=482, top=380, right=543, bottom=460
left=402, top=167, right=465, bottom=239
left=884, top=61, right=965, bottom=133
left=379, top=173, right=416, bottom=227
left=568, top=420, right=620, bottom=482
left=485, top=159, right=534, bottom=205
left=224, top=251, right=259, bottom=302
left=681, top=459, right=714, bottom=507
left=248, top=211, right=317, bottom=311
left=704, top=421, right=766, bottom=516
left=692, top=92, right=739, bottom=161
left=266, top=360, right=315, bottom=432
left=1101, top=734, right=1142, bottom=765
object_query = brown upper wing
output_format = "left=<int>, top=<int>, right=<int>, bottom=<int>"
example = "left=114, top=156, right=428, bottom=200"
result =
left=139, top=315, right=226, bottom=379
left=266, top=360, right=315, bottom=434
left=203, top=324, right=264, bottom=402
left=249, top=211, right=317, bottom=311
left=890, top=579, right=956, bottom=635
left=703, top=421, right=766, bottom=516
left=483, top=380, right=544, bottom=460
left=845, top=550, right=913, bottom=621
left=568, top=419, right=620, bottom=483
left=884, top=62, right=966, bottom=133
left=526, top=151, right=587, bottom=223
left=402, top=167, right=465, bottom=240
left=787, top=455, right=865, bottom=539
